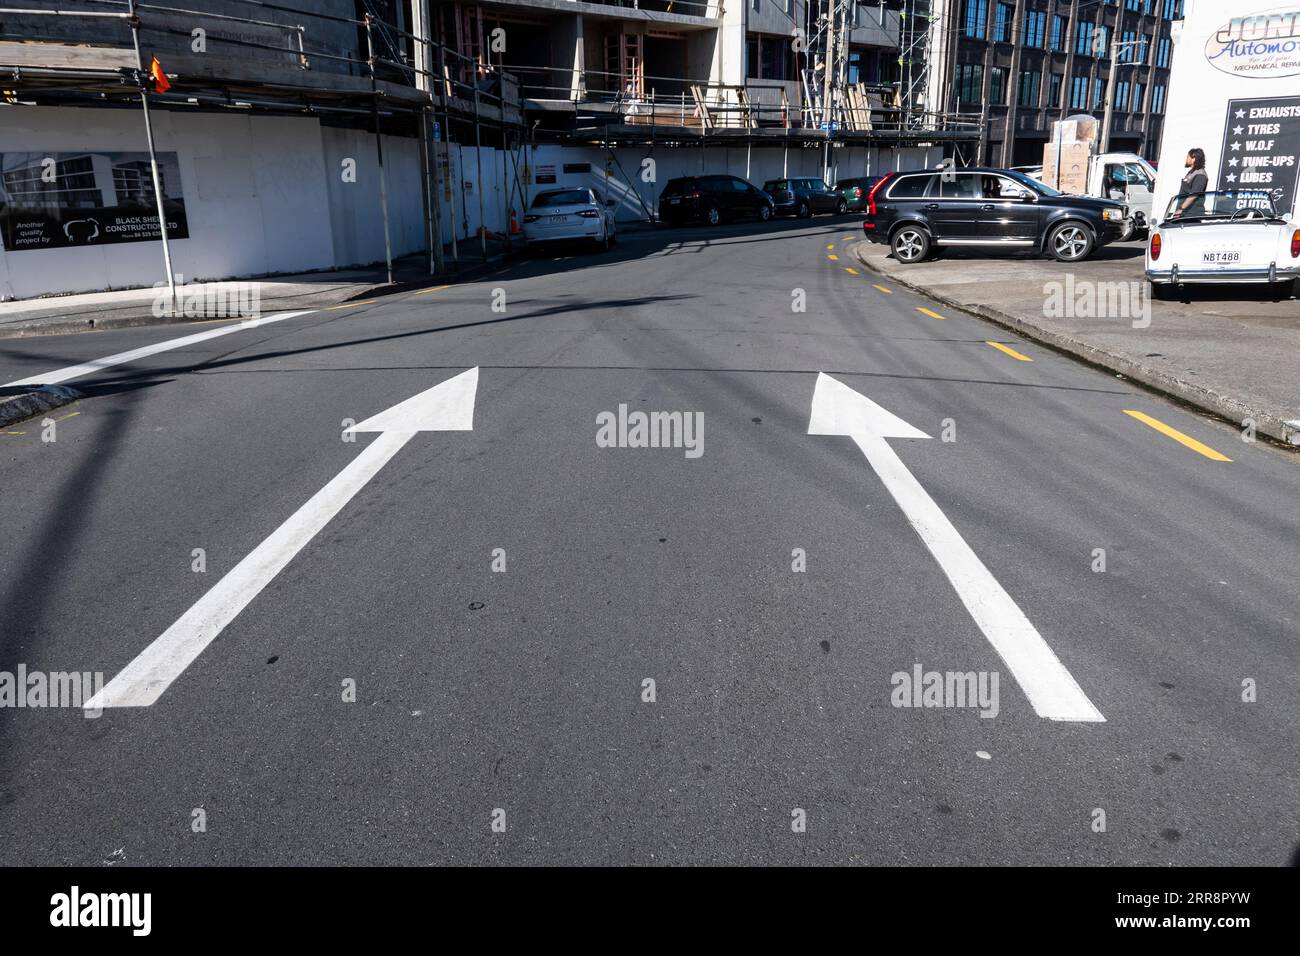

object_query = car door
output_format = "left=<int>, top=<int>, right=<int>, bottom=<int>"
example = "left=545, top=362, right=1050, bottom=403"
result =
left=927, top=173, right=982, bottom=240
left=977, top=174, right=1041, bottom=242
left=809, top=179, right=835, bottom=212
left=730, top=177, right=758, bottom=216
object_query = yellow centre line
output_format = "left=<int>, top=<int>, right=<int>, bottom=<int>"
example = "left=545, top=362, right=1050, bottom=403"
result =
left=827, top=244, right=835, bottom=250
left=1, top=430, right=26, bottom=436
left=842, top=235, right=856, bottom=240
left=414, top=284, right=450, bottom=296
left=844, top=267, right=859, bottom=275
left=50, top=411, right=79, bottom=422
left=873, top=284, right=893, bottom=294
left=328, top=299, right=381, bottom=311
left=827, top=254, right=839, bottom=261
left=916, top=307, right=945, bottom=320
left=986, top=341, right=1033, bottom=362
left=1124, top=410, right=1232, bottom=462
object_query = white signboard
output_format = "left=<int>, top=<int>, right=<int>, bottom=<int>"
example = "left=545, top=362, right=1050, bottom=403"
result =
left=1154, top=1, right=1300, bottom=221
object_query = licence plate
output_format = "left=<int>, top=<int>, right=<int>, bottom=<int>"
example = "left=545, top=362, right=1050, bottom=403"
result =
left=1202, top=250, right=1240, bottom=264
left=668, top=198, right=680, bottom=204
left=549, top=216, right=566, bottom=223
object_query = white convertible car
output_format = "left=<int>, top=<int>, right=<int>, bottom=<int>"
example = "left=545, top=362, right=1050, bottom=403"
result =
left=1146, top=191, right=1300, bottom=300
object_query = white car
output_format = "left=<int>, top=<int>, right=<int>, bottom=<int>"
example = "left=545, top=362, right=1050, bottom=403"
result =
left=1146, top=191, right=1300, bottom=300
left=522, top=187, right=616, bottom=251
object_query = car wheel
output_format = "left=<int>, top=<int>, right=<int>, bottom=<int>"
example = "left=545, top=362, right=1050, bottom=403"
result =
left=797, top=201, right=811, bottom=219
left=704, top=204, right=721, bottom=226
left=1047, top=222, right=1095, bottom=262
left=891, top=226, right=931, bottom=264
left=836, top=199, right=848, bottom=215
left=758, top=204, right=772, bottom=222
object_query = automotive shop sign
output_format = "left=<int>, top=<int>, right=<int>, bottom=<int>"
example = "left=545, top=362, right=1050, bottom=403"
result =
left=1155, top=0, right=1300, bottom=220
left=1205, top=8, right=1300, bottom=77
left=0, top=151, right=189, bottom=251
left=1217, top=95, right=1300, bottom=214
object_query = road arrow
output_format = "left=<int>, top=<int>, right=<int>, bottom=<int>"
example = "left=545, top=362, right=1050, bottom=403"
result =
left=86, top=367, right=480, bottom=710
left=809, top=372, right=1104, bottom=723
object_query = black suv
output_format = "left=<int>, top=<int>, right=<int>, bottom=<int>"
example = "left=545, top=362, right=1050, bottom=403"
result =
left=763, top=177, right=847, bottom=217
left=658, top=175, right=774, bottom=226
left=861, top=168, right=1128, bottom=263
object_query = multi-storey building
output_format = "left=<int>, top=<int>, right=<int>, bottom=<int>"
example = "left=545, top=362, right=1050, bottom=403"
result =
left=928, top=0, right=1183, bottom=166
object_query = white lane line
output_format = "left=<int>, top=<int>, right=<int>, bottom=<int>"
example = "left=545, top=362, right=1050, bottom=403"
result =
left=3, top=310, right=316, bottom=388
left=85, top=367, right=479, bottom=709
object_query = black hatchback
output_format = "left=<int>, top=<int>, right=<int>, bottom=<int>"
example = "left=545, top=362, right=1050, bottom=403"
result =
left=762, top=177, right=847, bottom=217
left=658, top=175, right=774, bottom=226
left=861, top=167, right=1128, bottom=263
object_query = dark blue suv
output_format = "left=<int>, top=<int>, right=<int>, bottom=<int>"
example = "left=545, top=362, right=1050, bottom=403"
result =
left=861, top=168, right=1128, bottom=263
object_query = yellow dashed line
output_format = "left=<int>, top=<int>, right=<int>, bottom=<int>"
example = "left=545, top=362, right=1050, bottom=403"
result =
left=827, top=244, right=835, bottom=250
left=916, top=307, right=945, bottom=320
left=413, top=284, right=450, bottom=296
left=1124, top=410, right=1232, bottom=462
left=842, top=235, right=856, bottom=240
left=827, top=254, right=839, bottom=261
left=986, top=341, right=1033, bottom=362
left=51, top=411, right=79, bottom=422
left=1, top=430, right=26, bottom=436
left=328, top=299, right=380, bottom=310
left=844, top=267, right=859, bottom=275
left=873, top=284, right=893, bottom=294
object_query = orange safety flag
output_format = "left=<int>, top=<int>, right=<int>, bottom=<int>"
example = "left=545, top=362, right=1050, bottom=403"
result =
left=149, top=56, right=171, bottom=93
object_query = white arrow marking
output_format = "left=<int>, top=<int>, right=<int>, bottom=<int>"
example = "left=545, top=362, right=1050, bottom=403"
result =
left=809, top=372, right=1104, bottom=723
left=86, top=367, right=479, bottom=710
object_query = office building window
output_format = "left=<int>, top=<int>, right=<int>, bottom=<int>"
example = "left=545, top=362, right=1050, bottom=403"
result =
left=1023, top=10, right=1046, bottom=48
left=1069, top=74, right=1089, bottom=110
left=1156, top=36, right=1171, bottom=67
left=990, top=66, right=1007, bottom=104
left=1018, top=70, right=1041, bottom=107
left=1076, top=21, right=1095, bottom=56
left=1151, top=83, right=1165, bottom=112
left=1115, top=79, right=1130, bottom=111
left=994, top=3, right=1014, bottom=42
left=1047, top=73, right=1063, bottom=109
left=963, top=0, right=988, bottom=38
left=1050, top=15, right=1067, bottom=51
left=956, top=63, right=984, bottom=104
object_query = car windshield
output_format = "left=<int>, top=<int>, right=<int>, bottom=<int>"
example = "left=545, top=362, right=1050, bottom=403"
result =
left=533, top=189, right=590, bottom=207
left=1005, top=170, right=1062, bottom=198
left=1165, top=190, right=1279, bottom=221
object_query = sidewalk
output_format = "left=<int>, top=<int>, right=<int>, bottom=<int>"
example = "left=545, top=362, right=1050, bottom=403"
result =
left=853, top=240, right=1300, bottom=446
left=0, top=240, right=517, bottom=340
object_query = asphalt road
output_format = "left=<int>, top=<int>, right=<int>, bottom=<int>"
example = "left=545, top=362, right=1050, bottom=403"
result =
left=0, top=217, right=1296, bottom=865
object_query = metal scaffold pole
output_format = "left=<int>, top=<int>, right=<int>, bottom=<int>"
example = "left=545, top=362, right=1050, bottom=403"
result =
left=126, top=0, right=177, bottom=316
left=365, top=15, right=395, bottom=286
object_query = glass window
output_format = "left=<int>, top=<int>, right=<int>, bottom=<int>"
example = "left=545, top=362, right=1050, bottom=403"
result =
left=888, top=175, right=936, bottom=199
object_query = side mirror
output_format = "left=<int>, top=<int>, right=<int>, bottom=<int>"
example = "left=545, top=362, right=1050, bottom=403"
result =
left=1019, top=192, right=1037, bottom=203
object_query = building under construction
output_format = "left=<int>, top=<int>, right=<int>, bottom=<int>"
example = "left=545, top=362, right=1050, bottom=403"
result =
left=0, top=0, right=981, bottom=298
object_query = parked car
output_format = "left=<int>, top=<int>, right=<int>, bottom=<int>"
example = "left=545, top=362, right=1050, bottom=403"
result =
left=860, top=167, right=1127, bottom=264
left=836, top=175, right=885, bottom=213
left=762, top=177, right=848, bottom=217
left=1145, top=190, right=1300, bottom=300
left=658, top=175, right=773, bottom=226
left=523, top=187, right=616, bottom=250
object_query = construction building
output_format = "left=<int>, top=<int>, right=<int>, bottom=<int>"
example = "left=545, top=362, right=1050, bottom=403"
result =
left=0, top=0, right=981, bottom=298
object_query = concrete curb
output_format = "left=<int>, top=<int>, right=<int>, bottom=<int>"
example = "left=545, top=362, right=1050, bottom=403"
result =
left=0, top=385, right=83, bottom=429
left=850, top=242, right=1299, bottom=448
left=0, top=252, right=520, bottom=342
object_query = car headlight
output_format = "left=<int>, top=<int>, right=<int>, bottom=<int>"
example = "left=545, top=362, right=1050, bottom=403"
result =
left=1102, top=209, right=1124, bottom=222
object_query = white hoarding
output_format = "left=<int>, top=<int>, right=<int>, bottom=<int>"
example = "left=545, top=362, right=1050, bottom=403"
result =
left=1154, top=2, right=1300, bottom=221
